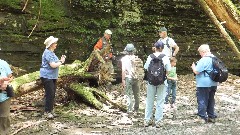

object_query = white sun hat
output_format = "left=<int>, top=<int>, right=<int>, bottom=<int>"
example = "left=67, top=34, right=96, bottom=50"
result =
left=104, top=29, right=112, bottom=35
left=44, top=36, right=58, bottom=49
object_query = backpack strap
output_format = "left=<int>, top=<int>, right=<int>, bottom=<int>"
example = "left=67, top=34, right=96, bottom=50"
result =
left=158, top=54, right=166, bottom=59
left=150, top=54, right=156, bottom=59
left=203, top=56, right=213, bottom=76
left=166, top=38, right=170, bottom=48
left=150, top=53, right=165, bottom=59
left=159, top=38, right=170, bottom=48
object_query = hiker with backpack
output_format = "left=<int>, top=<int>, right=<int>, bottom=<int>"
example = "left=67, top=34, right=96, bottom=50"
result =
left=143, top=41, right=171, bottom=127
left=191, top=44, right=218, bottom=123
left=121, top=43, right=140, bottom=114
left=157, top=27, right=179, bottom=57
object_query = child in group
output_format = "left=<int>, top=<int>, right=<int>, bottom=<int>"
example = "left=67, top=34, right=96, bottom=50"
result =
left=165, top=57, right=178, bottom=108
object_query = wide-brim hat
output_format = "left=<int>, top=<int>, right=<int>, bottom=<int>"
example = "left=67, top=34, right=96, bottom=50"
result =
left=44, top=36, right=58, bottom=48
left=124, top=43, right=136, bottom=52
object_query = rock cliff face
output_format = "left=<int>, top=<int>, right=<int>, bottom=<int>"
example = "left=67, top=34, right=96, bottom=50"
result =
left=0, top=0, right=239, bottom=75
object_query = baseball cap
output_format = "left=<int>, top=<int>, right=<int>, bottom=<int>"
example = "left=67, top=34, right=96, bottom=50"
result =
left=158, top=27, right=167, bottom=32
left=105, top=29, right=112, bottom=35
left=154, top=41, right=164, bottom=49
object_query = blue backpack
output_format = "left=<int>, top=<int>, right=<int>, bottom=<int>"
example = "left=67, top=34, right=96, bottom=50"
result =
left=147, top=54, right=166, bottom=86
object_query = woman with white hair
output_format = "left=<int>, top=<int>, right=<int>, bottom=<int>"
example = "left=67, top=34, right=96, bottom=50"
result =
left=191, top=44, right=218, bottom=123
left=40, top=36, right=66, bottom=119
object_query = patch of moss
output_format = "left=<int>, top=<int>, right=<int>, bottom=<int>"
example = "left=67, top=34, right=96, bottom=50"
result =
left=70, top=83, right=103, bottom=110
left=11, top=71, right=40, bottom=94
left=223, top=0, right=240, bottom=15
left=0, top=0, right=21, bottom=9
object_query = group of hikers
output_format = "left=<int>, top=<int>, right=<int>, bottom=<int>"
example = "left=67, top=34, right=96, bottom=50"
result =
left=101, top=27, right=218, bottom=127
left=0, top=27, right=220, bottom=134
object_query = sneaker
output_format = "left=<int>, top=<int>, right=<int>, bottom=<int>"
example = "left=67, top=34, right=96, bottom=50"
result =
left=155, top=121, right=163, bottom=128
left=144, top=120, right=151, bottom=127
left=208, top=118, right=216, bottom=123
left=43, top=112, right=54, bottom=119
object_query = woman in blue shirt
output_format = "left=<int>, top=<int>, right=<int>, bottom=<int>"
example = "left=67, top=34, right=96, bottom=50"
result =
left=191, top=44, right=218, bottom=123
left=40, top=36, right=66, bottom=119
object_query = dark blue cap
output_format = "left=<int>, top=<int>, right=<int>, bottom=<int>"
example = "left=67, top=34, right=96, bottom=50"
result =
left=154, top=41, right=164, bottom=49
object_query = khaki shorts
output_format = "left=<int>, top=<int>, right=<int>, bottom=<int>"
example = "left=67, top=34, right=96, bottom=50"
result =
left=0, top=98, right=11, bottom=135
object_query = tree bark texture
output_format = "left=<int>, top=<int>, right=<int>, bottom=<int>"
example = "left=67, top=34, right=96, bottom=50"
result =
left=197, top=0, right=240, bottom=59
left=204, top=0, right=240, bottom=40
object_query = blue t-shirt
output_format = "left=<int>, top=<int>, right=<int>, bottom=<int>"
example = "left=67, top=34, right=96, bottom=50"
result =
left=40, top=49, right=60, bottom=79
left=195, top=55, right=218, bottom=87
left=0, top=59, right=13, bottom=102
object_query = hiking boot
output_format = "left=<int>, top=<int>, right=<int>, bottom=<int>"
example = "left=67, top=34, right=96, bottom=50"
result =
left=144, top=120, right=151, bottom=127
left=43, top=112, right=54, bottom=119
left=208, top=118, right=216, bottom=123
left=155, top=121, right=163, bottom=128
left=194, top=117, right=207, bottom=124
left=52, top=112, right=59, bottom=117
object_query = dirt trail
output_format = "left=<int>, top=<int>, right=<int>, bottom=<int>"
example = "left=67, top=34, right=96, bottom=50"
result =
left=9, top=74, right=240, bottom=135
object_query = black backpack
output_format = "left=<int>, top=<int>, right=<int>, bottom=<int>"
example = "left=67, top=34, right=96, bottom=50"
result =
left=205, top=56, right=228, bottom=83
left=147, top=54, right=166, bottom=86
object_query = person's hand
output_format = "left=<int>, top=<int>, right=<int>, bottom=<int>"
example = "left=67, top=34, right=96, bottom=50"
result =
left=191, top=62, right=196, bottom=69
left=112, top=55, right=116, bottom=60
left=0, top=81, right=9, bottom=90
left=60, top=55, right=66, bottom=63
left=0, top=77, right=10, bottom=84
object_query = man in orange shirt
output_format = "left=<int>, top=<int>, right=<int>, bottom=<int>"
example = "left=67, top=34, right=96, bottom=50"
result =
left=94, top=29, right=113, bottom=60
left=94, top=29, right=115, bottom=83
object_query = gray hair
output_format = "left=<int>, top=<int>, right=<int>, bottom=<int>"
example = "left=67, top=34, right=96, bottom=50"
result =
left=198, top=44, right=210, bottom=53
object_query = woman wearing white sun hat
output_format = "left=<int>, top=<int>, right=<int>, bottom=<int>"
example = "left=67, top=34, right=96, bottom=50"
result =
left=40, top=36, right=66, bottom=119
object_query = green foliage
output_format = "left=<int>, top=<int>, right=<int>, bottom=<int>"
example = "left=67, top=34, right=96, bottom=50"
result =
left=40, top=0, right=66, bottom=21
left=0, top=0, right=21, bottom=9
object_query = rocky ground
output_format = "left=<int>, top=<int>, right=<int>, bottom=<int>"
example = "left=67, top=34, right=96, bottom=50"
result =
left=8, top=74, right=240, bottom=135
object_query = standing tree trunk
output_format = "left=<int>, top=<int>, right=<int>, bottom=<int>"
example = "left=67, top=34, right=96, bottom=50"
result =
left=197, top=0, right=240, bottom=59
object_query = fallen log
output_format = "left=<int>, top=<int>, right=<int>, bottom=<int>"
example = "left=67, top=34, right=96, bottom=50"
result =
left=11, top=60, right=125, bottom=111
left=12, top=60, right=95, bottom=97
left=68, top=83, right=126, bottom=111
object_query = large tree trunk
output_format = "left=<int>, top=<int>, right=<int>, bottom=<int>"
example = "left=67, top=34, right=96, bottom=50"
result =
left=204, top=0, right=240, bottom=40
left=197, top=0, right=240, bottom=59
